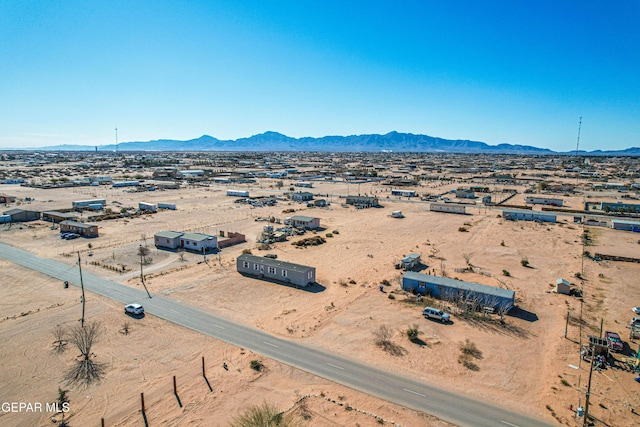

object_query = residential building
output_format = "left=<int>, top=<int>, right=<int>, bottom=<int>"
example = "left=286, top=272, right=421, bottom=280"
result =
left=60, top=221, right=99, bottom=237
left=285, top=215, right=320, bottom=229
left=179, top=233, right=218, bottom=253
left=154, top=231, right=184, bottom=250
left=402, top=272, right=515, bottom=312
left=237, top=254, right=316, bottom=287
left=502, top=209, right=556, bottom=223
left=430, top=203, right=466, bottom=214
left=291, top=191, right=314, bottom=202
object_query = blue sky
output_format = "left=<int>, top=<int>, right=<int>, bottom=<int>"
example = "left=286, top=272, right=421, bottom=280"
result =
left=1, top=1, right=639, bottom=151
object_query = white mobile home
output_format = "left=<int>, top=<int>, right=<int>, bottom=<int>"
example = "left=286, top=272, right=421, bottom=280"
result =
left=72, top=199, right=106, bottom=209
left=525, top=197, right=563, bottom=207
left=157, top=202, right=177, bottom=210
left=430, top=203, right=466, bottom=215
left=139, top=202, right=157, bottom=212
left=391, top=189, right=416, bottom=197
left=227, top=189, right=250, bottom=197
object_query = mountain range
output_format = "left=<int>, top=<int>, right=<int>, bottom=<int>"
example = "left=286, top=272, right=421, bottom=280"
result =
left=34, top=131, right=640, bottom=155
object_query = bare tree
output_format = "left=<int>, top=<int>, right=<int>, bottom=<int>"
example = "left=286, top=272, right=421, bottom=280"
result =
left=462, top=252, right=474, bottom=266
left=64, top=321, right=106, bottom=387
left=52, top=325, right=68, bottom=354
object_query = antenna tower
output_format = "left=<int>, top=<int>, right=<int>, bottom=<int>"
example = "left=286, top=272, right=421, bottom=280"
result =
left=574, top=117, right=582, bottom=157
left=115, top=127, right=118, bottom=152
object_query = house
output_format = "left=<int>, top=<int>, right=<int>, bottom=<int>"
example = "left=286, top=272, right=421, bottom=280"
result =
left=291, top=191, right=314, bottom=202
left=502, top=209, right=556, bottom=223
left=112, top=181, right=140, bottom=188
left=402, top=272, right=515, bottom=313
left=345, top=195, right=379, bottom=208
left=430, top=203, right=466, bottom=214
left=295, top=181, right=314, bottom=188
left=611, top=219, right=640, bottom=232
left=179, top=233, right=218, bottom=253
left=285, top=215, right=320, bottom=229
left=2, top=208, right=40, bottom=222
left=60, top=221, right=99, bottom=238
left=313, top=199, right=328, bottom=207
left=525, top=197, right=563, bottom=207
left=555, top=278, right=572, bottom=295
left=154, top=231, right=184, bottom=250
left=227, top=189, right=249, bottom=197
left=237, top=254, right=316, bottom=287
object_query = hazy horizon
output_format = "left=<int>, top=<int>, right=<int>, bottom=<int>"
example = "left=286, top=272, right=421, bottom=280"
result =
left=1, top=1, right=639, bottom=151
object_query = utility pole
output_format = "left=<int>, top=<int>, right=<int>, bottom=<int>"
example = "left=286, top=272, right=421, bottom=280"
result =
left=583, top=345, right=595, bottom=427
left=77, top=252, right=86, bottom=327
left=139, top=245, right=151, bottom=298
left=115, top=127, right=118, bottom=153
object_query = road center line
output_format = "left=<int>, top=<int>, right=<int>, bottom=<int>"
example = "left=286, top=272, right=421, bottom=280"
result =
left=263, top=341, right=278, bottom=348
left=211, top=324, right=224, bottom=329
left=402, top=388, right=426, bottom=397
left=500, top=421, right=520, bottom=427
left=326, top=363, right=344, bottom=370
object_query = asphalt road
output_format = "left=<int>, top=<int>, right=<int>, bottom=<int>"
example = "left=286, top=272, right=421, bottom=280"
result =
left=0, top=243, right=553, bottom=427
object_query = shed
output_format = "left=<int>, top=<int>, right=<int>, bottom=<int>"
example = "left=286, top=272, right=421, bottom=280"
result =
left=402, top=272, right=515, bottom=312
left=154, top=231, right=184, bottom=250
left=400, top=253, right=421, bottom=269
left=2, top=208, right=40, bottom=222
left=237, top=254, right=316, bottom=287
left=42, top=211, right=78, bottom=223
left=555, top=278, right=572, bottom=295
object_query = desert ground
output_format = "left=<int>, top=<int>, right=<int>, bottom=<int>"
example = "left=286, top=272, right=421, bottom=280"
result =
left=1, top=178, right=640, bottom=427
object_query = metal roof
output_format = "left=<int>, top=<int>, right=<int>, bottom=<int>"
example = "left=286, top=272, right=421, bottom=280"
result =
left=154, top=230, right=184, bottom=239
left=60, top=220, right=97, bottom=229
left=287, top=215, right=317, bottom=222
left=181, top=232, right=216, bottom=242
left=402, top=253, right=421, bottom=263
left=403, top=272, right=515, bottom=299
left=238, top=254, right=314, bottom=273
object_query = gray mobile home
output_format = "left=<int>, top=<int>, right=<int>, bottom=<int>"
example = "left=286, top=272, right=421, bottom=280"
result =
left=154, top=230, right=184, bottom=250
left=237, top=254, right=316, bottom=287
left=502, top=209, right=556, bottom=223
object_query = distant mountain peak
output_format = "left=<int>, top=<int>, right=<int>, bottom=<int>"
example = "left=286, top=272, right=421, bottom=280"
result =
left=28, top=132, right=639, bottom=155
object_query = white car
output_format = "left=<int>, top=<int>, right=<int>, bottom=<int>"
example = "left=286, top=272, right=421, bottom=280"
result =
left=423, top=307, right=451, bottom=323
left=124, top=303, right=144, bottom=315
left=633, top=307, right=640, bottom=315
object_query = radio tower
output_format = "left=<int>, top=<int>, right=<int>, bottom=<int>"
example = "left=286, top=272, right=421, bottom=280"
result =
left=115, top=127, right=118, bottom=153
left=574, top=117, right=582, bottom=157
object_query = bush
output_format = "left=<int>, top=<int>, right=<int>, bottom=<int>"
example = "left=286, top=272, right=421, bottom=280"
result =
left=502, top=269, right=511, bottom=277
left=520, top=258, right=530, bottom=267
left=230, top=401, right=290, bottom=427
left=458, top=227, right=468, bottom=232
left=242, top=249, right=252, bottom=255
left=326, top=233, right=333, bottom=238
left=406, top=325, right=419, bottom=341
left=250, top=360, right=263, bottom=371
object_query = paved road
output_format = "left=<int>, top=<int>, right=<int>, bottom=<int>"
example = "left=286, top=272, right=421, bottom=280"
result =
left=0, top=243, right=552, bottom=427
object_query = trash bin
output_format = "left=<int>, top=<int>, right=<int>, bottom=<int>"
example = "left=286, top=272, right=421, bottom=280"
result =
left=64, top=281, right=69, bottom=289
left=577, top=406, right=584, bottom=417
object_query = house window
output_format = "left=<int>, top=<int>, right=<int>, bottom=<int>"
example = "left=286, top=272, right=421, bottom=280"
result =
left=268, top=266, right=276, bottom=274
left=282, top=270, right=288, bottom=277
left=253, top=264, right=259, bottom=271
left=243, top=261, right=249, bottom=268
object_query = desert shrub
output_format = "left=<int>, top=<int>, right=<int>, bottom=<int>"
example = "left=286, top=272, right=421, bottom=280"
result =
left=326, top=233, right=333, bottom=238
left=502, top=269, right=511, bottom=277
left=332, top=230, right=339, bottom=234
left=520, top=258, right=530, bottom=267
left=230, top=401, right=291, bottom=427
left=406, top=325, right=419, bottom=341
left=242, top=249, right=252, bottom=254
left=250, top=360, right=263, bottom=371
left=458, top=227, right=468, bottom=232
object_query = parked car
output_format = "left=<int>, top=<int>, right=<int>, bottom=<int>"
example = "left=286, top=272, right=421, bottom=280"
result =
left=423, top=307, right=450, bottom=323
left=66, top=233, right=80, bottom=240
left=631, top=317, right=640, bottom=327
left=124, top=303, right=144, bottom=315
left=60, top=233, right=71, bottom=239
left=605, top=331, right=623, bottom=352
left=633, top=307, right=640, bottom=315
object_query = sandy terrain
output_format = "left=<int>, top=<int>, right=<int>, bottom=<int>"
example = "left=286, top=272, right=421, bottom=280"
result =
left=2, top=180, right=640, bottom=426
